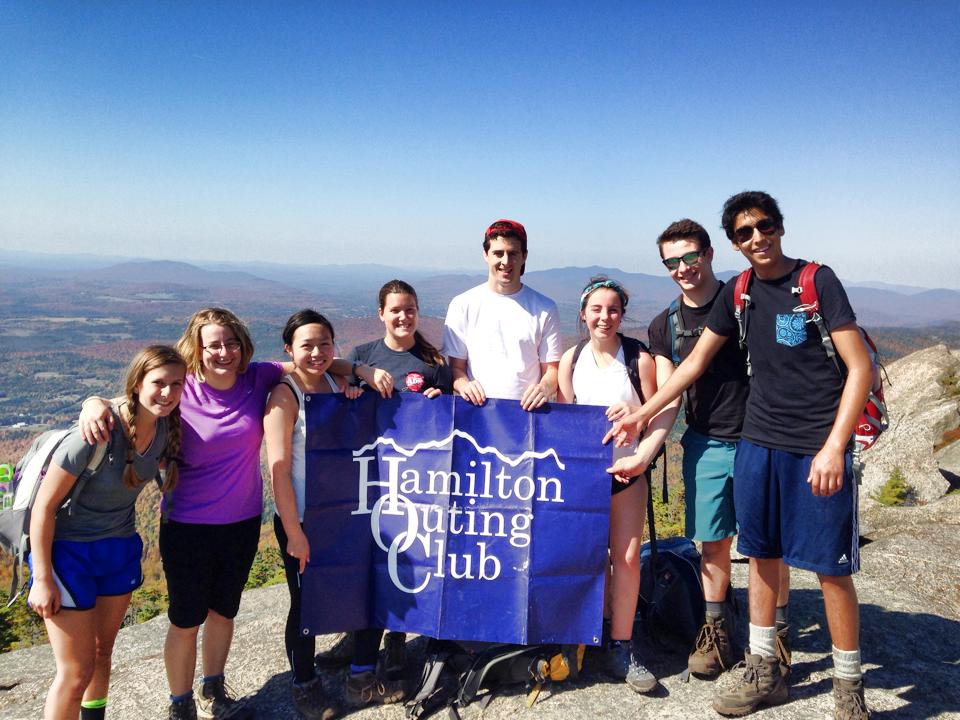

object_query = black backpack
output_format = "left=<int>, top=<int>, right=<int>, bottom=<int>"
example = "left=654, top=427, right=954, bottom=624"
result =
left=406, top=640, right=584, bottom=719
left=637, top=459, right=705, bottom=651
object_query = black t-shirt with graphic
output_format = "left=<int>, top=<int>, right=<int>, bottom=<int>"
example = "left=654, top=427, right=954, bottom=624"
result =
left=347, top=338, right=454, bottom=394
left=647, top=282, right=749, bottom=442
left=706, top=260, right=857, bottom=455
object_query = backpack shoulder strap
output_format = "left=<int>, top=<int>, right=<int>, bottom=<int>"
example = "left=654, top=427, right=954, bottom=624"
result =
left=796, top=261, right=821, bottom=312
left=732, top=269, right=755, bottom=376
left=732, top=268, right=754, bottom=316
left=407, top=641, right=455, bottom=719
left=60, top=434, right=110, bottom=518
left=618, top=334, right=648, bottom=403
left=569, top=338, right=590, bottom=403
left=667, top=297, right=683, bottom=366
left=792, top=261, right=842, bottom=374
left=571, top=338, right=589, bottom=368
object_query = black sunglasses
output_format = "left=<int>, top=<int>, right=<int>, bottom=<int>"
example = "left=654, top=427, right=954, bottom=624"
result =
left=661, top=250, right=705, bottom=271
left=734, top=218, right=778, bottom=243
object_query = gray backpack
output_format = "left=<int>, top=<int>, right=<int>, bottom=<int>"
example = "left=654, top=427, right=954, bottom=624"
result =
left=0, top=429, right=107, bottom=606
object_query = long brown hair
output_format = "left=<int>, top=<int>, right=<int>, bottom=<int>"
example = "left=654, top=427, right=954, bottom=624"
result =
left=119, top=345, right=186, bottom=492
left=175, top=307, right=254, bottom=378
left=378, top=280, right=444, bottom=366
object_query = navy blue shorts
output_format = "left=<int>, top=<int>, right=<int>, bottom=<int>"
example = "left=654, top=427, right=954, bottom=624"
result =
left=733, top=439, right=859, bottom=576
left=29, top=534, right=144, bottom=610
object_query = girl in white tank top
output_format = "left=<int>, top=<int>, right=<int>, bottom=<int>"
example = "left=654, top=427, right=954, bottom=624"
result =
left=557, top=277, right=671, bottom=694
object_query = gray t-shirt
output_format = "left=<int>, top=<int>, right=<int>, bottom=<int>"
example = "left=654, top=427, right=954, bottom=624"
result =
left=52, top=410, right=168, bottom=541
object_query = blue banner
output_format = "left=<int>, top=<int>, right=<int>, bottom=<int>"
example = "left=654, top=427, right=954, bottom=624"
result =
left=299, top=393, right=612, bottom=645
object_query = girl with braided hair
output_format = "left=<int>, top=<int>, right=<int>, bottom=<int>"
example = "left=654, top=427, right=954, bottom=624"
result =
left=28, top=345, right=186, bottom=720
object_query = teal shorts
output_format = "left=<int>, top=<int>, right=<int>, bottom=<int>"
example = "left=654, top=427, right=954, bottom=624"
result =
left=680, top=428, right=738, bottom=542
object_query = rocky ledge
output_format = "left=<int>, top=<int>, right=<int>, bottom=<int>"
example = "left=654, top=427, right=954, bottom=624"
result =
left=1, top=493, right=958, bottom=720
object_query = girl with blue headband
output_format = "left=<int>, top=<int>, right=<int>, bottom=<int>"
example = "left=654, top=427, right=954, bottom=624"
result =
left=557, top=276, right=675, bottom=695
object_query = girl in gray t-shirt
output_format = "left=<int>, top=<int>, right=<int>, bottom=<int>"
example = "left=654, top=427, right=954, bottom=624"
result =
left=26, top=345, right=185, bottom=720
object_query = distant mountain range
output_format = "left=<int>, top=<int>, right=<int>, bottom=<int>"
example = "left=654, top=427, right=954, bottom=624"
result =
left=2, top=250, right=959, bottom=329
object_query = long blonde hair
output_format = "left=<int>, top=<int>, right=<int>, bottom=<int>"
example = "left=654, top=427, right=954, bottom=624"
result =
left=175, top=307, right=254, bottom=378
left=119, top=345, right=186, bottom=492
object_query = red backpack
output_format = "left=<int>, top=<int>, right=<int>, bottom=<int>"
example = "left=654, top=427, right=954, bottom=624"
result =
left=732, top=262, right=888, bottom=452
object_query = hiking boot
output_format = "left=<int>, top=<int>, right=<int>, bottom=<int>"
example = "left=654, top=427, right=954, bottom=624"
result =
left=291, top=678, right=340, bottom=720
left=169, top=698, right=198, bottom=720
left=382, top=631, right=407, bottom=681
left=833, top=677, right=871, bottom=720
left=712, top=652, right=788, bottom=716
left=604, top=640, right=658, bottom=694
left=315, top=632, right=353, bottom=669
left=197, top=677, right=252, bottom=719
left=344, top=671, right=404, bottom=707
left=776, top=624, right=792, bottom=678
left=688, top=616, right=738, bottom=678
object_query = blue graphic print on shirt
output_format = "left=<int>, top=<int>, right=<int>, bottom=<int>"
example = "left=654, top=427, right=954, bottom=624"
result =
left=775, top=313, right=807, bottom=347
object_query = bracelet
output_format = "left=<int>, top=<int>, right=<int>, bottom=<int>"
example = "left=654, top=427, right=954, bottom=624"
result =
left=351, top=362, right=360, bottom=379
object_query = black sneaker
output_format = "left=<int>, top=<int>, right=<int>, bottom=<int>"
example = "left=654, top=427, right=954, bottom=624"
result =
left=197, top=677, right=252, bottom=719
left=169, top=698, right=198, bottom=720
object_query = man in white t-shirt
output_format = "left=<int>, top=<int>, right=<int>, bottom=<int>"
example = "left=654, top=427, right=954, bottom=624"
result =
left=442, top=219, right=562, bottom=409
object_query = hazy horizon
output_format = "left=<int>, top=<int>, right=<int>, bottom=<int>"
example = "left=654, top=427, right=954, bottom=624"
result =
left=2, top=3, right=958, bottom=288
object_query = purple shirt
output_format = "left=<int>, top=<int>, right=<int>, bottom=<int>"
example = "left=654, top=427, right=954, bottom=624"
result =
left=163, top=361, right=283, bottom=524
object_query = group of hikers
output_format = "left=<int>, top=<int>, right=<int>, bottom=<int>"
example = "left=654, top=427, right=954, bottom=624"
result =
left=23, top=190, right=872, bottom=720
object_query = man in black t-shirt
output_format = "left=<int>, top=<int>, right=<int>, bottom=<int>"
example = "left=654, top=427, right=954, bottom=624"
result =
left=608, top=193, right=872, bottom=719
left=646, top=219, right=790, bottom=680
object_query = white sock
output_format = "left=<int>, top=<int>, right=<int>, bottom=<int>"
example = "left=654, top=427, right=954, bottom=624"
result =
left=749, top=623, right=777, bottom=658
left=833, top=645, right=862, bottom=681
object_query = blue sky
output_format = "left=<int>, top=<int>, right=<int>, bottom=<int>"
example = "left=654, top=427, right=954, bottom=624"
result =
left=2, top=1, right=958, bottom=287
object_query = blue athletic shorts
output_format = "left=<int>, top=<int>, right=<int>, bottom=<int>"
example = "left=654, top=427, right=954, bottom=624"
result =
left=29, top=534, right=144, bottom=610
left=680, top=428, right=738, bottom=542
left=734, top=439, right=859, bottom=576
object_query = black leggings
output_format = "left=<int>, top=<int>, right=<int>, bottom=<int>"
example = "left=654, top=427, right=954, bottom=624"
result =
left=353, top=627, right=383, bottom=668
left=274, top=514, right=316, bottom=684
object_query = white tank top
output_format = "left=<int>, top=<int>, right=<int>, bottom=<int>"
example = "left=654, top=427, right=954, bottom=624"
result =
left=279, top=372, right=338, bottom=522
left=572, top=342, right=641, bottom=462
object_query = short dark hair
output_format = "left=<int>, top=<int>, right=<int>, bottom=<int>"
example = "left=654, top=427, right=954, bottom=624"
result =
left=282, top=309, right=334, bottom=346
left=656, top=219, right=711, bottom=257
left=483, top=219, right=527, bottom=255
left=483, top=219, right=527, bottom=275
left=721, top=191, right=784, bottom=241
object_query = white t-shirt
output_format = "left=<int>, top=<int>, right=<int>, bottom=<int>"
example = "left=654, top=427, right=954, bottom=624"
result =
left=442, top=283, right=563, bottom=401
left=571, top=342, right=640, bottom=463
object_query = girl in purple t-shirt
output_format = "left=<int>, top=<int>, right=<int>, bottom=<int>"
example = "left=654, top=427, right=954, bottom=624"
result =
left=82, top=308, right=286, bottom=719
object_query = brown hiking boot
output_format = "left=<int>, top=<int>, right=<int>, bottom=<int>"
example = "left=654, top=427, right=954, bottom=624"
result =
left=712, top=652, right=788, bottom=717
left=775, top=624, right=792, bottom=678
left=344, top=671, right=404, bottom=707
left=833, top=677, right=870, bottom=720
left=688, top=616, right=737, bottom=678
